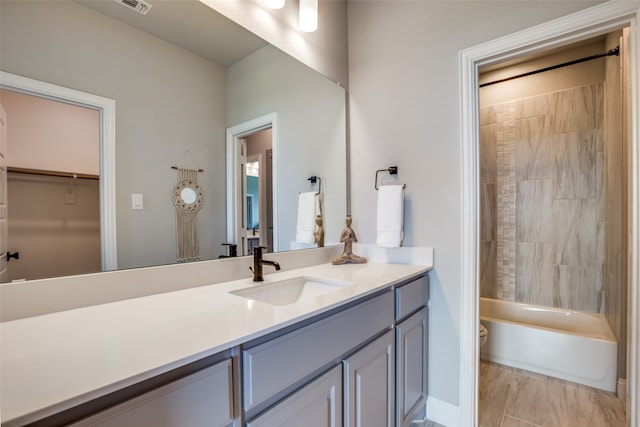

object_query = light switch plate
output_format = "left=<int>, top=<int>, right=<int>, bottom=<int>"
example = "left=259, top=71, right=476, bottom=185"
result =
left=132, top=193, right=144, bottom=210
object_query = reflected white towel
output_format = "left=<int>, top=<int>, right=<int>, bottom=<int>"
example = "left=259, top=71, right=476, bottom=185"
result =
left=296, top=191, right=317, bottom=244
left=376, top=185, right=404, bottom=248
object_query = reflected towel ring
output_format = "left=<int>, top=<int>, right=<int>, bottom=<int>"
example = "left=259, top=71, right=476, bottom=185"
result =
left=308, top=176, right=322, bottom=195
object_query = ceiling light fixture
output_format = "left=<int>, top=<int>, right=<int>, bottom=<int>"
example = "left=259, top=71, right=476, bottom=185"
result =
left=264, top=0, right=285, bottom=9
left=299, top=0, right=318, bottom=32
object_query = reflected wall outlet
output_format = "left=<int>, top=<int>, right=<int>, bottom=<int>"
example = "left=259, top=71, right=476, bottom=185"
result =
left=132, top=193, right=144, bottom=210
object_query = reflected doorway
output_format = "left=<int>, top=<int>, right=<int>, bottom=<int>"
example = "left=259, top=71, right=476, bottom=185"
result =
left=1, top=88, right=101, bottom=281
left=0, top=72, right=117, bottom=280
left=227, top=113, right=277, bottom=257
left=243, top=128, right=274, bottom=255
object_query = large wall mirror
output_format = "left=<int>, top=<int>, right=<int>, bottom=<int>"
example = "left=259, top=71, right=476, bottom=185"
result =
left=0, top=0, right=347, bottom=282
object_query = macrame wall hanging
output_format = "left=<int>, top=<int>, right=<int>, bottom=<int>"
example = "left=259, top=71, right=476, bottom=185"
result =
left=171, top=166, right=204, bottom=262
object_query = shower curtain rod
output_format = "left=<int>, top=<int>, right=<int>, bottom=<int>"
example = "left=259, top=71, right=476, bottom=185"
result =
left=479, top=46, right=619, bottom=88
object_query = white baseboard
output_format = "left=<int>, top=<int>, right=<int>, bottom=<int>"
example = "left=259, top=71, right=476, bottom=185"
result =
left=427, top=396, right=460, bottom=427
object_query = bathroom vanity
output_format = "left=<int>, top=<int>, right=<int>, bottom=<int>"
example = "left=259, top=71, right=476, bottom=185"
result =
left=0, top=249, right=432, bottom=427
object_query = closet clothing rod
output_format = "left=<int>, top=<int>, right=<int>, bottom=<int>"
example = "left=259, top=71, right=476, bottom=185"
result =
left=479, top=46, right=619, bottom=88
left=7, top=167, right=99, bottom=180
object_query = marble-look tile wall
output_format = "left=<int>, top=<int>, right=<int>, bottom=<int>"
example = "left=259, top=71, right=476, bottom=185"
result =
left=480, top=82, right=605, bottom=313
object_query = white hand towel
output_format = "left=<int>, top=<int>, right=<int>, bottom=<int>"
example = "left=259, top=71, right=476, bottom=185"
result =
left=296, top=191, right=317, bottom=244
left=376, top=185, right=404, bottom=248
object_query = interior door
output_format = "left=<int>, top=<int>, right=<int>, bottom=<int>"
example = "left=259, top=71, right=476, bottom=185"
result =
left=266, top=149, right=273, bottom=253
left=239, top=138, right=248, bottom=256
left=246, top=154, right=261, bottom=256
left=0, top=103, right=8, bottom=282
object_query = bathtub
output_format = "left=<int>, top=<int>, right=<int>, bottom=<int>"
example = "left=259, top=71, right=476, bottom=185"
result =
left=480, top=297, right=617, bottom=392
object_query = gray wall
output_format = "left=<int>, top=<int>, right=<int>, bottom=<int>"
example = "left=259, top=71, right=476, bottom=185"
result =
left=1, top=0, right=228, bottom=268
left=347, top=0, right=603, bottom=407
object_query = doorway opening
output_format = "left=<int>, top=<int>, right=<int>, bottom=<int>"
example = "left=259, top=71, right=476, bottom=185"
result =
left=477, top=31, right=629, bottom=425
left=0, top=72, right=117, bottom=275
left=226, top=113, right=277, bottom=256
left=244, top=128, right=274, bottom=255
left=458, top=3, right=640, bottom=427
left=1, top=88, right=101, bottom=281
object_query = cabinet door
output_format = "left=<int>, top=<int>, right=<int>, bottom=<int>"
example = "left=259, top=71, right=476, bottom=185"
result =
left=71, top=359, right=234, bottom=427
left=396, top=308, right=427, bottom=427
left=247, top=365, right=342, bottom=427
left=344, top=330, right=395, bottom=427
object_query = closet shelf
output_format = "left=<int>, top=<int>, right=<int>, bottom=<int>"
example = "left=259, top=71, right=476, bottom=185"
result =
left=7, top=167, right=99, bottom=180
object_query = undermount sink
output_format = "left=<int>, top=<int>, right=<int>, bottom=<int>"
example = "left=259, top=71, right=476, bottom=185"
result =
left=229, top=276, right=353, bottom=306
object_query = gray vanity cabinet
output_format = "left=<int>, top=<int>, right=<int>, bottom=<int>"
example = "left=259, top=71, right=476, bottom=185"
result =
left=395, top=275, right=429, bottom=427
left=242, top=291, right=394, bottom=416
left=344, top=329, right=395, bottom=427
left=245, top=365, right=343, bottom=427
left=61, top=273, right=429, bottom=427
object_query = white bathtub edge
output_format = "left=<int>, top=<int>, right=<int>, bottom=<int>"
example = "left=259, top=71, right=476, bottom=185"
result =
left=480, top=317, right=617, bottom=392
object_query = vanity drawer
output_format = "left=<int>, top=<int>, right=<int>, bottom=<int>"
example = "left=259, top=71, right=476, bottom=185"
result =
left=395, top=274, right=429, bottom=321
left=243, top=290, right=393, bottom=412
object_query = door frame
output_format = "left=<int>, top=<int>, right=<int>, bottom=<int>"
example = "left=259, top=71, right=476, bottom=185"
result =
left=226, top=113, right=277, bottom=253
left=459, top=2, right=640, bottom=426
left=0, top=72, right=117, bottom=271
left=0, top=103, right=7, bottom=282
left=245, top=153, right=267, bottom=248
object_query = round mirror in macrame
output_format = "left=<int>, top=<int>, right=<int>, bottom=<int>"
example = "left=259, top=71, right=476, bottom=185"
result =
left=172, top=179, right=204, bottom=213
left=171, top=168, right=204, bottom=262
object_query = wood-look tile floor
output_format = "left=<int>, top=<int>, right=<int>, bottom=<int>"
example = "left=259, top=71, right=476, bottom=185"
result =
left=479, top=360, right=626, bottom=427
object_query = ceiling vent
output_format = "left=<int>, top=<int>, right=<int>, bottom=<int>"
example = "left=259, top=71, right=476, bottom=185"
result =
left=113, top=0, right=152, bottom=15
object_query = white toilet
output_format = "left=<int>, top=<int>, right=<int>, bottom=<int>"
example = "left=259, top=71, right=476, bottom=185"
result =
left=479, top=323, right=488, bottom=347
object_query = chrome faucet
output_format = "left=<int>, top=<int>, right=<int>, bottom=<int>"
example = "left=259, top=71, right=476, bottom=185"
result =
left=251, top=246, right=281, bottom=282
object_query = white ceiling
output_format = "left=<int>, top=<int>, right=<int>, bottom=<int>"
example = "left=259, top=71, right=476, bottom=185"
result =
left=75, top=0, right=268, bottom=67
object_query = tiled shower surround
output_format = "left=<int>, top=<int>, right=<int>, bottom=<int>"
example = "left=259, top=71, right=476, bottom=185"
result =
left=480, top=83, right=605, bottom=313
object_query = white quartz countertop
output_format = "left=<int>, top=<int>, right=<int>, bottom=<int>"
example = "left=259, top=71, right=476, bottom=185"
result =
left=1, top=261, right=431, bottom=425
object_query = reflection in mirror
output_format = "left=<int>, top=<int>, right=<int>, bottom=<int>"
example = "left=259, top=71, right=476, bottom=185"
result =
left=0, top=0, right=347, bottom=282
left=245, top=159, right=261, bottom=256
left=1, top=88, right=103, bottom=282
left=227, top=58, right=346, bottom=255
left=181, top=188, right=197, bottom=205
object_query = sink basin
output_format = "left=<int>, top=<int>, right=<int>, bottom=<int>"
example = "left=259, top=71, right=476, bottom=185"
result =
left=229, top=276, right=352, bottom=306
